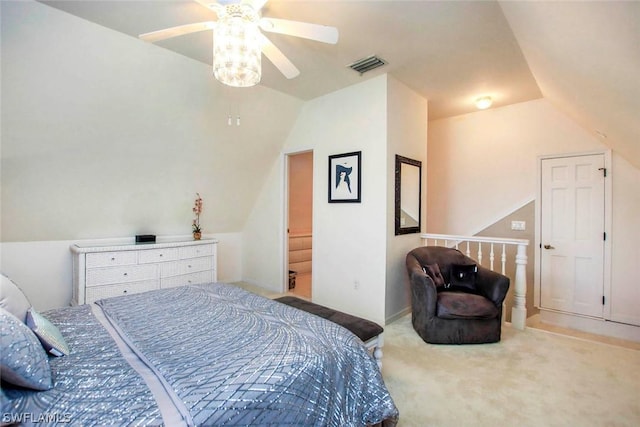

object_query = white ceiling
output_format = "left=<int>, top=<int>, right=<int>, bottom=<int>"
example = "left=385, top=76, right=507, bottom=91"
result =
left=37, top=0, right=639, bottom=166
left=38, top=0, right=542, bottom=120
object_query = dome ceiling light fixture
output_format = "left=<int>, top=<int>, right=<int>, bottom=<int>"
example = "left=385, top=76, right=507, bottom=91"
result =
left=139, top=0, right=339, bottom=88
left=475, top=96, right=493, bottom=110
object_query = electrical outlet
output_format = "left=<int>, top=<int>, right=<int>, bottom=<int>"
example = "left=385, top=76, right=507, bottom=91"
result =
left=511, top=220, right=526, bottom=231
left=354, top=280, right=360, bottom=290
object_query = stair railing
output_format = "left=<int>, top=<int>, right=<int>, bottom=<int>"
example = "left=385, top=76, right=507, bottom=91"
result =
left=420, top=233, right=530, bottom=330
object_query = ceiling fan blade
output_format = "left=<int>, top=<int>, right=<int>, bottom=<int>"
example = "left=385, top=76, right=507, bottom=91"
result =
left=139, top=22, right=215, bottom=43
left=260, top=18, right=339, bottom=44
left=259, top=34, right=300, bottom=79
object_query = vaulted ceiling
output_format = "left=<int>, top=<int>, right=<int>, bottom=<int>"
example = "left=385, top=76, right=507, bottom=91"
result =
left=38, top=1, right=639, bottom=167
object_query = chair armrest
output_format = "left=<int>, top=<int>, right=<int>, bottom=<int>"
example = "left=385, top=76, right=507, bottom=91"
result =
left=408, top=266, right=439, bottom=318
left=475, top=266, right=510, bottom=306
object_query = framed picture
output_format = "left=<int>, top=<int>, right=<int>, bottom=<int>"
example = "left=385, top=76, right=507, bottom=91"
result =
left=328, top=151, right=361, bottom=203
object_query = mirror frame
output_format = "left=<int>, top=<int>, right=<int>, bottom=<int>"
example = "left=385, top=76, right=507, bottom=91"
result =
left=395, top=155, right=422, bottom=235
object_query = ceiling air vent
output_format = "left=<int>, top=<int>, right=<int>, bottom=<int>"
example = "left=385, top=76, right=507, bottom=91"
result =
left=348, top=55, right=387, bottom=75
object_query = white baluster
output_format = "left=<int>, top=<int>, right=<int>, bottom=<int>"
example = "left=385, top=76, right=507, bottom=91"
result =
left=489, top=243, right=495, bottom=271
left=501, top=244, right=507, bottom=275
left=477, top=242, right=483, bottom=265
left=511, top=243, right=528, bottom=330
left=465, top=241, right=471, bottom=257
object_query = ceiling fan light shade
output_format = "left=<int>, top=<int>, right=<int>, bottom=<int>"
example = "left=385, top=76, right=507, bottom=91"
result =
left=213, top=11, right=261, bottom=87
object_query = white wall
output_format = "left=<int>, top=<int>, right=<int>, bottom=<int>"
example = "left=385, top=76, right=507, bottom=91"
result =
left=241, top=157, right=286, bottom=292
left=427, top=98, right=640, bottom=327
left=242, top=75, right=430, bottom=325
left=243, top=76, right=390, bottom=324
left=0, top=233, right=243, bottom=311
left=1, top=0, right=302, bottom=242
left=427, top=99, right=607, bottom=235
left=610, top=154, right=640, bottom=325
left=385, top=77, right=428, bottom=322
left=0, top=1, right=300, bottom=309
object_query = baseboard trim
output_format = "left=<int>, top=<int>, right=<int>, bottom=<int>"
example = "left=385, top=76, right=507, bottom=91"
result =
left=538, top=309, right=640, bottom=343
left=386, top=307, right=411, bottom=325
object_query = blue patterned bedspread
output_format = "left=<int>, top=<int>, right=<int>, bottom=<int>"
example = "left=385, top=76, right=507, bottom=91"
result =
left=1, top=305, right=162, bottom=427
left=97, top=283, right=399, bottom=426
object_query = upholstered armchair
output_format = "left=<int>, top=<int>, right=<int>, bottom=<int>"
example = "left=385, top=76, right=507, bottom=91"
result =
left=406, top=246, right=510, bottom=344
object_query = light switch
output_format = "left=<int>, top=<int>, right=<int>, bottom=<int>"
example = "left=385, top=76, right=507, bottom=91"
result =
left=511, top=220, right=526, bottom=231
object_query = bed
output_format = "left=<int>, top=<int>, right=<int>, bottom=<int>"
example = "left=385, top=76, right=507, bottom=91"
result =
left=1, top=278, right=398, bottom=426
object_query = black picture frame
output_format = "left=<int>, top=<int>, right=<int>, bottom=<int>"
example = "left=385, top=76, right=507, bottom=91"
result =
left=328, top=151, right=361, bottom=203
left=395, top=155, right=422, bottom=235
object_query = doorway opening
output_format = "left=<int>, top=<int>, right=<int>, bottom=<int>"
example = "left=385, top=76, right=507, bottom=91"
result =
left=287, top=151, right=313, bottom=299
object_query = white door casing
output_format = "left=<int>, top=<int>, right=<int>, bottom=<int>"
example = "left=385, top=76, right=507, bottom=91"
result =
left=539, top=153, right=608, bottom=318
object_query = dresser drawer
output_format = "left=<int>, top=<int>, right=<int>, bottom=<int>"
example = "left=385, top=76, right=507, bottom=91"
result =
left=85, top=280, right=159, bottom=303
left=138, top=248, right=179, bottom=264
left=72, top=239, right=217, bottom=305
left=160, top=257, right=213, bottom=278
left=86, top=251, right=138, bottom=268
left=179, top=244, right=215, bottom=259
left=86, top=264, right=158, bottom=286
left=161, top=271, right=214, bottom=289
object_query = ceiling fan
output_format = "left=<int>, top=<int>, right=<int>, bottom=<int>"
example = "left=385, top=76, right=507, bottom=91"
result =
left=139, top=0, right=339, bottom=87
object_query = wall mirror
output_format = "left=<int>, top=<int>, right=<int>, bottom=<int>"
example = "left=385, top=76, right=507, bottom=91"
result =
left=395, top=155, right=422, bottom=235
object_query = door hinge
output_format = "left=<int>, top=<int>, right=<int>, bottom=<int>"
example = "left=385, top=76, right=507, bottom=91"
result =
left=604, top=232, right=607, bottom=241
left=598, top=167, right=607, bottom=177
left=602, top=295, right=606, bottom=305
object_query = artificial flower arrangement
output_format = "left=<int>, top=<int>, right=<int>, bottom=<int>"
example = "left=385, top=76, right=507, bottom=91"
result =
left=192, top=193, right=203, bottom=238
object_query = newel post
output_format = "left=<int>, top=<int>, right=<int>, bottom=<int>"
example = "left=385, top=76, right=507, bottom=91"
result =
left=511, top=243, right=528, bottom=330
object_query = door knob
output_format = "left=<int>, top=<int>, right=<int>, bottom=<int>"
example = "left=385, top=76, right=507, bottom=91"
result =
left=544, top=244, right=555, bottom=250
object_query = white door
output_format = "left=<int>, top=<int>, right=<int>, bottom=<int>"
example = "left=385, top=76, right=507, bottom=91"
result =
left=540, top=154, right=606, bottom=318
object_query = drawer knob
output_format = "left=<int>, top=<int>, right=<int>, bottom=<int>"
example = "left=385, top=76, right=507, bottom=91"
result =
left=111, top=257, right=116, bottom=261
left=159, top=254, right=163, bottom=257
left=188, top=265, right=192, bottom=268
left=123, top=290, right=128, bottom=294
left=123, top=273, right=128, bottom=276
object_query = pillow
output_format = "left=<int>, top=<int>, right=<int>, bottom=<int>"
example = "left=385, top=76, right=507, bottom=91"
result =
left=0, top=307, right=52, bottom=391
left=447, top=263, right=478, bottom=293
left=422, top=263, right=445, bottom=288
left=0, top=273, right=32, bottom=323
left=26, top=308, right=70, bottom=357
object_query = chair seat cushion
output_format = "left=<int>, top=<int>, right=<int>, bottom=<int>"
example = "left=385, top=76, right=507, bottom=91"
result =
left=436, top=292, right=499, bottom=320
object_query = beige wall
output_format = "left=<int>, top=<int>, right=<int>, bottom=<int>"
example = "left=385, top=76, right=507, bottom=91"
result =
left=427, top=98, right=640, bottom=327
left=476, top=202, right=537, bottom=322
left=427, top=99, right=606, bottom=235
left=288, top=152, right=313, bottom=235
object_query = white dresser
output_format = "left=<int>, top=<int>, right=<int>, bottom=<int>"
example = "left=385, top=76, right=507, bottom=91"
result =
left=71, top=238, right=218, bottom=305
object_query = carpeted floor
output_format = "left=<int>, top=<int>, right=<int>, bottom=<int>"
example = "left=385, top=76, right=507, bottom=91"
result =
left=382, top=315, right=640, bottom=427
left=231, top=282, right=640, bottom=426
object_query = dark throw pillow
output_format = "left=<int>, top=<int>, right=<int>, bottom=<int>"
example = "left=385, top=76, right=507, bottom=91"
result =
left=422, top=263, right=445, bottom=288
left=444, top=263, right=479, bottom=294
